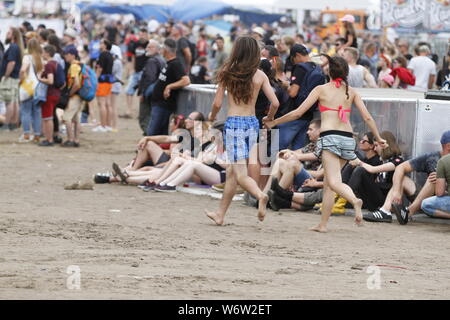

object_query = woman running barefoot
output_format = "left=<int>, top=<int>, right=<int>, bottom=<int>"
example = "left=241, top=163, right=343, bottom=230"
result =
left=264, top=54, right=387, bottom=232
left=206, top=36, right=280, bottom=225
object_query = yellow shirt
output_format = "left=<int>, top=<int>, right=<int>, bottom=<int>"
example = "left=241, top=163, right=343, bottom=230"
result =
left=67, top=62, right=82, bottom=89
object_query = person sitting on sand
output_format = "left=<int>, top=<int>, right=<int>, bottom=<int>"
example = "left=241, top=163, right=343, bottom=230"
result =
left=264, top=54, right=386, bottom=232
left=206, top=36, right=280, bottom=225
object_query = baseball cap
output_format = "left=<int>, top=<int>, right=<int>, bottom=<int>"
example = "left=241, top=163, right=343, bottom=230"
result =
left=289, top=44, right=310, bottom=58
left=441, top=130, right=450, bottom=144
left=381, top=74, right=394, bottom=86
left=64, top=28, right=77, bottom=39
left=340, top=14, right=355, bottom=24
left=252, top=27, right=265, bottom=37
left=63, top=46, right=78, bottom=56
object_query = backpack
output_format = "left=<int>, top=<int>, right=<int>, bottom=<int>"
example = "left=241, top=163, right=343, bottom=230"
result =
left=78, top=64, right=98, bottom=102
left=294, top=62, right=326, bottom=108
left=54, top=63, right=66, bottom=89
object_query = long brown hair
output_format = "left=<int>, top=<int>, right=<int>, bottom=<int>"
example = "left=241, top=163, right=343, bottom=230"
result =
left=321, top=54, right=350, bottom=99
left=379, top=131, right=401, bottom=160
left=10, top=27, right=25, bottom=61
left=216, top=36, right=260, bottom=105
left=27, top=38, right=43, bottom=73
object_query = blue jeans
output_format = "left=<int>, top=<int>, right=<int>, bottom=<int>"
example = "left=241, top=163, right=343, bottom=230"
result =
left=294, top=167, right=312, bottom=188
left=421, top=196, right=450, bottom=217
left=20, top=98, right=41, bottom=135
left=278, top=119, right=310, bottom=150
left=146, top=105, right=172, bottom=136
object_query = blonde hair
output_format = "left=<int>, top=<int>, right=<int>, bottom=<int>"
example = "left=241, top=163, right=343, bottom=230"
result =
left=11, top=27, right=25, bottom=61
left=27, top=38, right=43, bottom=73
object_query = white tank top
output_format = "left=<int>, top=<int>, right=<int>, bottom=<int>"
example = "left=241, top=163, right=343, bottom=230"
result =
left=348, top=65, right=365, bottom=88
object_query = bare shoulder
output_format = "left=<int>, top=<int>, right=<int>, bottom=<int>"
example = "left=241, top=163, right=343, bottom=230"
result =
left=254, top=69, right=267, bottom=82
left=348, top=86, right=358, bottom=99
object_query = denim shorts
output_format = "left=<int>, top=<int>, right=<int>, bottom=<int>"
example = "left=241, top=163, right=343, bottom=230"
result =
left=126, top=71, right=143, bottom=95
left=315, top=130, right=357, bottom=161
left=421, top=196, right=450, bottom=217
left=224, top=116, right=259, bottom=162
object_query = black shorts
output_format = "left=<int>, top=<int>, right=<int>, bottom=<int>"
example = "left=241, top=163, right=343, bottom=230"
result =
left=142, top=152, right=171, bottom=167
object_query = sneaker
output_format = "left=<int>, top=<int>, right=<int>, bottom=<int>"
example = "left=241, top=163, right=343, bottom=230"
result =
left=53, top=135, right=63, bottom=144
left=33, top=135, right=40, bottom=143
left=104, top=126, right=113, bottom=132
left=363, top=208, right=392, bottom=223
left=154, top=184, right=177, bottom=193
left=18, top=134, right=32, bottom=143
left=212, top=183, right=225, bottom=192
left=73, top=142, right=80, bottom=148
left=94, top=173, right=111, bottom=184
left=268, top=190, right=279, bottom=211
left=138, top=181, right=155, bottom=190
left=61, top=140, right=75, bottom=147
left=38, top=140, right=54, bottom=147
left=92, top=126, right=108, bottom=133
left=392, top=203, right=409, bottom=225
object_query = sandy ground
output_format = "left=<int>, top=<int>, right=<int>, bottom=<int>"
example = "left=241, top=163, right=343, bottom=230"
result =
left=1, top=97, right=450, bottom=300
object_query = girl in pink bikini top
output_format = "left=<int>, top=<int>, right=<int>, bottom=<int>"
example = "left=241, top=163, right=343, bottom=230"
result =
left=318, top=78, right=351, bottom=123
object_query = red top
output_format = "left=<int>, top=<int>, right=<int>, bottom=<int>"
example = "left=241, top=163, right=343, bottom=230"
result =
left=319, top=78, right=350, bottom=123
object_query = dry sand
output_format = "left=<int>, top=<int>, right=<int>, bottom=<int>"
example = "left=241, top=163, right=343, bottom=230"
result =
left=1, top=100, right=450, bottom=300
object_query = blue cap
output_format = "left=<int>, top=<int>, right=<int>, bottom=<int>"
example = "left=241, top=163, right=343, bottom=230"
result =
left=441, top=130, right=450, bottom=144
left=63, top=45, right=78, bottom=56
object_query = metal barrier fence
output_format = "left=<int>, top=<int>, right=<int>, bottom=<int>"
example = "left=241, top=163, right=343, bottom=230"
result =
left=176, top=86, right=450, bottom=160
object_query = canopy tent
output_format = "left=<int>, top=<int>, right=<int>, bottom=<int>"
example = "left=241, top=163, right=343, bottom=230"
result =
left=78, top=0, right=285, bottom=25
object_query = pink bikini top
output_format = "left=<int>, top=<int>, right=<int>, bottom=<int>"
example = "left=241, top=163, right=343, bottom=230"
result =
left=319, top=78, right=351, bottom=123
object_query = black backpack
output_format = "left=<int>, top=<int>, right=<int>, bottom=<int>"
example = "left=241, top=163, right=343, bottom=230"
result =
left=294, top=62, right=326, bottom=108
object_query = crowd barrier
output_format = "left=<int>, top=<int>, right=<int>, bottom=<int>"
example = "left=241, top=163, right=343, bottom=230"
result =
left=177, top=85, right=449, bottom=162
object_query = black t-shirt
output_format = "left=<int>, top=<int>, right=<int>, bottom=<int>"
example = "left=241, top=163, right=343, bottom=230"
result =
left=377, top=155, right=404, bottom=185
left=346, top=31, right=358, bottom=48
left=131, top=39, right=149, bottom=72
left=106, top=26, right=119, bottom=44
left=437, top=68, right=450, bottom=88
left=409, top=151, right=441, bottom=175
left=288, top=62, right=317, bottom=121
left=189, top=64, right=208, bottom=84
left=97, top=51, right=113, bottom=80
left=176, top=37, right=190, bottom=71
left=151, top=58, right=186, bottom=110
left=0, top=43, right=21, bottom=79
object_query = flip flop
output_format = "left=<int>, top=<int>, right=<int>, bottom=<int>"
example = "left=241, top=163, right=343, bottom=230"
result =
left=112, top=162, right=129, bottom=184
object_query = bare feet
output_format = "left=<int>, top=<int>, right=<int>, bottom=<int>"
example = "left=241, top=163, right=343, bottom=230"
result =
left=258, top=194, right=268, bottom=222
left=353, top=198, right=364, bottom=226
left=309, top=225, right=328, bottom=233
left=205, top=210, right=224, bottom=226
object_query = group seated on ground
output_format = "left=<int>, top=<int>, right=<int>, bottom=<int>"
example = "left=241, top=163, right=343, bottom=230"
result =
left=94, top=118, right=450, bottom=225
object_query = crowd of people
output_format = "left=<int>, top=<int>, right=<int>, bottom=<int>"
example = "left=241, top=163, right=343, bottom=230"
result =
left=0, top=13, right=449, bottom=231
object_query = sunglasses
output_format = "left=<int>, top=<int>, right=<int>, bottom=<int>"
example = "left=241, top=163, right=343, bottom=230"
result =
left=360, top=139, right=371, bottom=144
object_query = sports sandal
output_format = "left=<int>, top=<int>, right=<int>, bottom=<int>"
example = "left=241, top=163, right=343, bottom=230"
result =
left=112, top=162, right=129, bottom=184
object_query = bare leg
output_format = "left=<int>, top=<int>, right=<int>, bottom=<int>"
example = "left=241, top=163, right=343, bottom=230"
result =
left=126, top=95, right=134, bottom=117
left=262, top=158, right=282, bottom=194
left=164, top=161, right=222, bottom=186
left=408, top=179, right=435, bottom=216
left=65, top=120, right=74, bottom=142
left=381, top=177, right=417, bottom=213
left=74, top=120, right=81, bottom=144
left=310, top=179, right=334, bottom=233
left=98, top=97, right=107, bottom=127
left=206, top=165, right=237, bottom=225
left=233, top=160, right=268, bottom=222
left=248, top=143, right=261, bottom=185
left=154, top=157, right=186, bottom=184
left=109, top=94, right=118, bottom=130
left=279, top=159, right=301, bottom=189
left=132, top=141, right=165, bottom=170
left=292, top=192, right=305, bottom=204
left=318, top=151, right=363, bottom=229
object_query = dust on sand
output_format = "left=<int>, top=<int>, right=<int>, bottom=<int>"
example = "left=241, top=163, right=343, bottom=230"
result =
left=1, top=110, right=450, bottom=299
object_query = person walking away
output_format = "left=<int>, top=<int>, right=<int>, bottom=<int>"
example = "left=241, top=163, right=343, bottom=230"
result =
left=206, top=36, right=280, bottom=225
left=110, top=44, right=123, bottom=133
left=264, top=55, right=387, bottom=232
